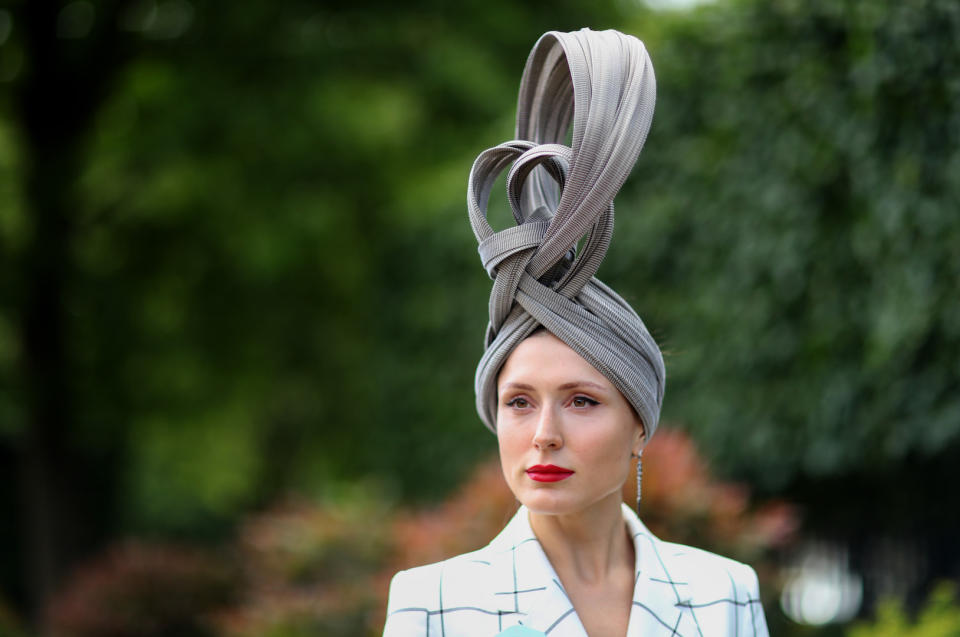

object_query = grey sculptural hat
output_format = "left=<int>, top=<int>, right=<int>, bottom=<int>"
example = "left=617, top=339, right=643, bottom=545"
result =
left=467, top=28, right=666, bottom=439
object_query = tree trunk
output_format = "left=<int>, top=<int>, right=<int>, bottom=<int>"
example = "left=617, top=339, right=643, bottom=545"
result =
left=12, top=1, right=131, bottom=628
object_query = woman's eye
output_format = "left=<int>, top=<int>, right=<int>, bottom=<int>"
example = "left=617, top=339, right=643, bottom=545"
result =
left=571, top=396, right=599, bottom=408
left=506, top=397, right=530, bottom=408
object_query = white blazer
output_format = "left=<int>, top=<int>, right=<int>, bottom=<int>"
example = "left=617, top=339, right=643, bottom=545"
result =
left=384, top=503, right=769, bottom=636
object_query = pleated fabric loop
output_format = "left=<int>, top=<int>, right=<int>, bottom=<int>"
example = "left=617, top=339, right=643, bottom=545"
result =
left=467, top=28, right=665, bottom=439
left=477, top=222, right=550, bottom=277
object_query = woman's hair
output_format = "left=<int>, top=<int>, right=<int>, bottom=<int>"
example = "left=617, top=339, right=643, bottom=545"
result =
left=467, top=29, right=666, bottom=440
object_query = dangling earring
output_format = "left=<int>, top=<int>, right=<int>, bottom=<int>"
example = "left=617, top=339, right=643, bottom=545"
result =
left=631, top=450, right=643, bottom=512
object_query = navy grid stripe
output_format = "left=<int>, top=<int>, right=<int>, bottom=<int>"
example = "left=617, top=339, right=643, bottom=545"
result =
left=386, top=607, right=430, bottom=637
left=434, top=607, right=518, bottom=616
left=682, top=569, right=705, bottom=637
left=389, top=606, right=431, bottom=615
left=551, top=577, right=570, bottom=598
left=638, top=533, right=685, bottom=601
left=438, top=562, right=445, bottom=636
left=495, top=586, right=547, bottom=595
left=511, top=543, right=520, bottom=611
left=389, top=606, right=523, bottom=618
left=651, top=577, right=688, bottom=585
left=688, top=600, right=705, bottom=636
left=632, top=601, right=681, bottom=635
left=545, top=608, right=576, bottom=634
left=677, top=597, right=763, bottom=610
left=505, top=537, right=541, bottom=552
left=724, top=567, right=739, bottom=635
left=638, top=531, right=697, bottom=634
left=388, top=606, right=517, bottom=617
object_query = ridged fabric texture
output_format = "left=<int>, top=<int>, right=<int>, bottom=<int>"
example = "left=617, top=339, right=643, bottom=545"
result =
left=468, top=28, right=666, bottom=438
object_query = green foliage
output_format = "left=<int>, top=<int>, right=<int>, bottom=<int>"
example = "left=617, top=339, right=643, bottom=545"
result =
left=847, top=581, right=960, bottom=637
left=611, top=0, right=960, bottom=491
left=1, top=0, right=628, bottom=545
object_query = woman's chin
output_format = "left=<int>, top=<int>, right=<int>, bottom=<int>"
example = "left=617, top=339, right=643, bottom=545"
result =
left=517, top=490, right=582, bottom=516
left=518, top=486, right=626, bottom=519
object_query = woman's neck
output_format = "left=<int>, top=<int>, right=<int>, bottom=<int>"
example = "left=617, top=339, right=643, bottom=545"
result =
left=527, top=493, right=633, bottom=583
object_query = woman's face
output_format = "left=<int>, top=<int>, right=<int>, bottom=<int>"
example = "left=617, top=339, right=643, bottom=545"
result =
left=496, top=330, right=645, bottom=517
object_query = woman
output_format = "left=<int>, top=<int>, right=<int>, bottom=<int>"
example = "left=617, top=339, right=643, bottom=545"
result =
left=384, top=28, right=769, bottom=636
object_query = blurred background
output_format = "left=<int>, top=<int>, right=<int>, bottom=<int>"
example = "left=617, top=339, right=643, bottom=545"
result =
left=1, top=0, right=959, bottom=635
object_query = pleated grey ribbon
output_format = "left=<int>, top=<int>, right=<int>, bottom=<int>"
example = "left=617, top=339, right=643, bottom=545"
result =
left=468, top=28, right=666, bottom=439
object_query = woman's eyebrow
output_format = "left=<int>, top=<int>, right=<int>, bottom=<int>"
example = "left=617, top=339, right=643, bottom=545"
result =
left=557, top=381, right=607, bottom=392
left=500, top=381, right=534, bottom=391
left=500, top=380, right=607, bottom=392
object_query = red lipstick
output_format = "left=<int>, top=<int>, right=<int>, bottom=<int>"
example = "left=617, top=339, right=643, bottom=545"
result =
left=526, top=464, right=574, bottom=482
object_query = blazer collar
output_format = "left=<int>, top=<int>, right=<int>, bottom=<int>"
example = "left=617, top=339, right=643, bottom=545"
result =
left=623, top=503, right=699, bottom=636
left=485, top=504, right=697, bottom=637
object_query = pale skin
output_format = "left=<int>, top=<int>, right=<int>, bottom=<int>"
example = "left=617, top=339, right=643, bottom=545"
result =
left=496, top=330, right=646, bottom=637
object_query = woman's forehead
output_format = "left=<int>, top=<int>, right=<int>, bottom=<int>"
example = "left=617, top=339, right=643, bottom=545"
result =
left=498, top=332, right=610, bottom=388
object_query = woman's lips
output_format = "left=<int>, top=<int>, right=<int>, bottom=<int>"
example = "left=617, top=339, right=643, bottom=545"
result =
left=526, top=464, right=574, bottom=482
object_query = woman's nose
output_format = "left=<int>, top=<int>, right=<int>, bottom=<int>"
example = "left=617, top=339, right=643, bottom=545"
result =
left=532, top=406, right=563, bottom=450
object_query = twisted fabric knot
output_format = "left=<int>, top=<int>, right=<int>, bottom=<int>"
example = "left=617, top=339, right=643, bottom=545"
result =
left=468, top=28, right=666, bottom=439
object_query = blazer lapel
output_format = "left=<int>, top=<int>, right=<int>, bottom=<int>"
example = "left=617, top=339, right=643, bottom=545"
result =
left=486, top=506, right=589, bottom=636
left=623, top=504, right=701, bottom=637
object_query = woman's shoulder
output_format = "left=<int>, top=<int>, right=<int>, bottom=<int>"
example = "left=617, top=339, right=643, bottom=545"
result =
left=625, top=505, right=761, bottom=601
left=384, top=546, right=504, bottom=635
left=656, top=538, right=762, bottom=600
left=388, top=505, right=532, bottom=600
left=386, top=545, right=499, bottom=608
left=390, top=545, right=493, bottom=583
left=652, top=540, right=767, bottom=634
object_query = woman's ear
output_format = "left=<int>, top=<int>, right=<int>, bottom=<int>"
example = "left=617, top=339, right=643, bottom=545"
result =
left=633, top=419, right=647, bottom=456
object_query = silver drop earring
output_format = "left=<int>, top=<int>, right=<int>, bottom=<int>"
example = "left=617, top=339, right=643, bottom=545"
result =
left=636, top=454, right=643, bottom=512
left=631, top=450, right=643, bottom=512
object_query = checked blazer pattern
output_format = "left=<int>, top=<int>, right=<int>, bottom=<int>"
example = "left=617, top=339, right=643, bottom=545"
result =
left=384, top=504, right=769, bottom=636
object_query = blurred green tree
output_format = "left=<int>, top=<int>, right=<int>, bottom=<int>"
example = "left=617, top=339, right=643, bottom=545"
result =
left=0, top=0, right=623, bottom=625
left=847, top=581, right=960, bottom=636
left=611, top=0, right=960, bottom=501
left=607, top=1, right=960, bottom=607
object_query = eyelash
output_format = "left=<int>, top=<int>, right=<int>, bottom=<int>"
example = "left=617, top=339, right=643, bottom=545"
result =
left=504, top=396, right=599, bottom=408
left=571, top=396, right=600, bottom=408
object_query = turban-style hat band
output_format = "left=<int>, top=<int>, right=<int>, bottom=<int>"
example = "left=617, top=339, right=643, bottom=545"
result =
left=468, top=28, right=666, bottom=439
